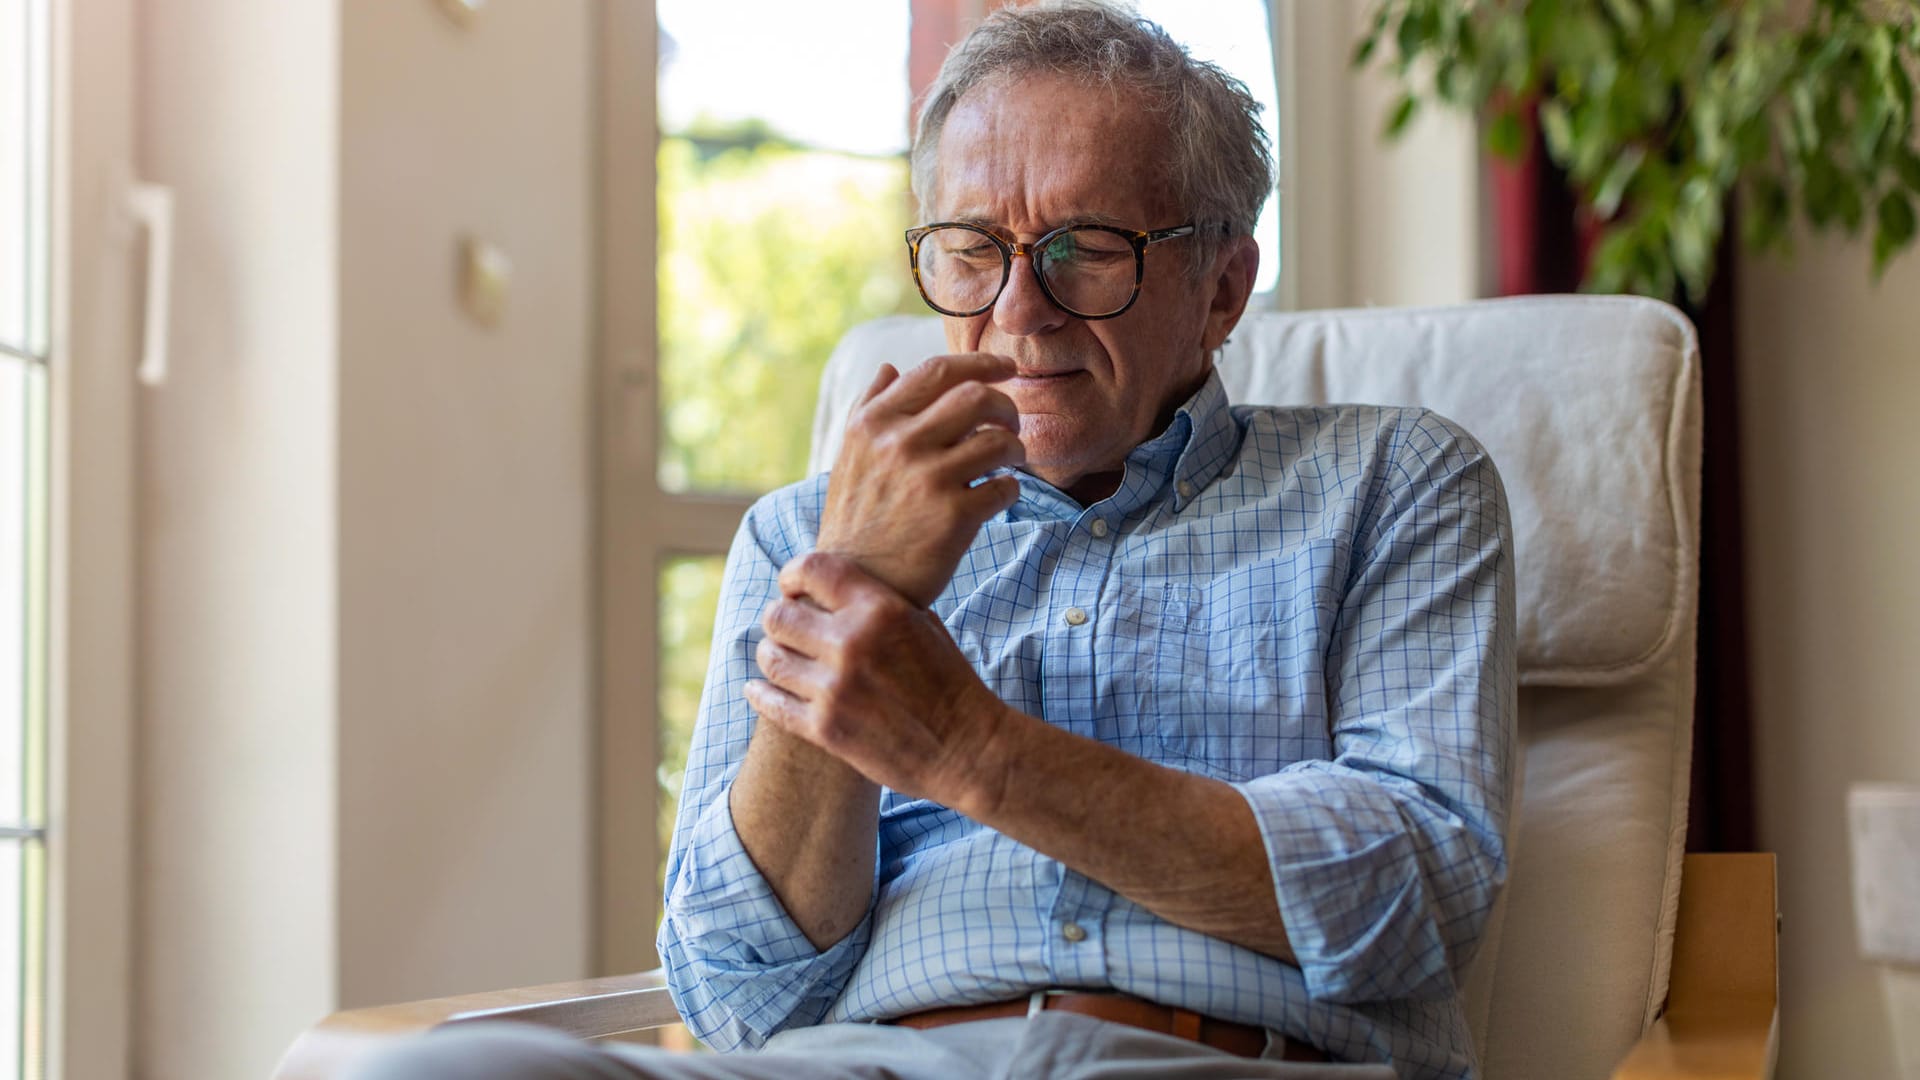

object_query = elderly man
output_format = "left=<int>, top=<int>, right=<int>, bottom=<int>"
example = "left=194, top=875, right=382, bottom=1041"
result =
left=355, top=2, right=1514, bottom=1078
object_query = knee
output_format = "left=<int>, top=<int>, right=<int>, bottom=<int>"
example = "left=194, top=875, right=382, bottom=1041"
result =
left=342, top=1023, right=626, bottom=1080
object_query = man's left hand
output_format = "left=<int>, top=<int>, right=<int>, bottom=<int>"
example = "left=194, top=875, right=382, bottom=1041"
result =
left=746, top=552, right=1012, bottom=815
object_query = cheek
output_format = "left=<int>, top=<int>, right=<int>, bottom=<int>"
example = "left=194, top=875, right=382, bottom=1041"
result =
left=943, top=314, right=987, bottom=354
left=1106, top=301, right=1207, bottom=382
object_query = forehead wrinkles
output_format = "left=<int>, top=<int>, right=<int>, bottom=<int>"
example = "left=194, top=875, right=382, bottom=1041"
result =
left=932, top=74, right=1175, bottom=224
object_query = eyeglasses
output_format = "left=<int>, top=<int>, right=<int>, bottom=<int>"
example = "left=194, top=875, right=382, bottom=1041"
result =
left=904, top=221, right=1199, bottom=320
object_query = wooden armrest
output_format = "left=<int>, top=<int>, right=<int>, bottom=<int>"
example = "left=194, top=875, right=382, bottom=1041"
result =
left=1612, top=853, right=1779, bottom=1080
left=271, top=968, right=679, bottom=1080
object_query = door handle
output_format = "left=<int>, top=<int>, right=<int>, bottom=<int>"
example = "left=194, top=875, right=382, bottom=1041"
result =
left=125, top=182, right=174, bottom=387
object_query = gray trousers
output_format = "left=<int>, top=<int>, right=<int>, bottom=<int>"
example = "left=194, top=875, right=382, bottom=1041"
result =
left=343, top=1014, right=1398, bottom=1079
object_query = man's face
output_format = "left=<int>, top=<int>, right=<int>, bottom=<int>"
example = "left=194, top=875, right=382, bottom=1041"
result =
left=930, top=72, right=1256, bottom=501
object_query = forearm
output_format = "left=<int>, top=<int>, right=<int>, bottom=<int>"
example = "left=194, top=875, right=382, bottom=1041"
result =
left=960, top=706, right=1295, bottom=963
left=731, top=722, right=880, bottom=949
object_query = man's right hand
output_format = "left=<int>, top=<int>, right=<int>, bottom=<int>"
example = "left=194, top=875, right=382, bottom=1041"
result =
left=815, top=353, right=1025, bottom=608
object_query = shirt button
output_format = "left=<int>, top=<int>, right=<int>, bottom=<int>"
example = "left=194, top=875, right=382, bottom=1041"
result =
left=1061, top=922, right=1087, bottom=943
left=1177, top=480, right=1195, bottom=499
left=1063, top=607, right=1088, bottom=627
left=1089, top=518, right=1110, bottom=539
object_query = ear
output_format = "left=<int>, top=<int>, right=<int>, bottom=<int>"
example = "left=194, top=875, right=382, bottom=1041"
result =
left=1200, top=235, right=1260, bottom=353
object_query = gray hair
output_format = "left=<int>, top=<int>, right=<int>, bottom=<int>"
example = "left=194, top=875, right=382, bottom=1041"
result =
left=909, top=0, right=1273, bottom=273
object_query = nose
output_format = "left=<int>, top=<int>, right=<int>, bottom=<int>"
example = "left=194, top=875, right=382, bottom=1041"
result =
left=992, top=249, right=1070, bottom=338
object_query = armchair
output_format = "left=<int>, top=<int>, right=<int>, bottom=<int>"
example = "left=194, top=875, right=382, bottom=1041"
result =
left=277, top=295, right=1776, bottom=1080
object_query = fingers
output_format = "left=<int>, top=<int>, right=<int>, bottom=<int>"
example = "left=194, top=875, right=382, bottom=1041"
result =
left=743, top=678, right=809, bottom=733
left=958, top=472, right=1022, bottom=520
left=753, top=635, right=826, bottom=701
left=745, top=678, right=863, bottom=768
left=853, top=363, right=900, bottom=410
left=760, top=595, right=834, bottom=656
left=935, top=426, right=1026, bottom=484
left=911, top=379, right=1021, bottom=449
left=876, top=353, right=1016, bottom=415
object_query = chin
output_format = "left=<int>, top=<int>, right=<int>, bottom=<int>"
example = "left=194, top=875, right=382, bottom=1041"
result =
left=1018, top=428, right=1110, bottom=487
left=1017, top=418, right=1088, bottom=463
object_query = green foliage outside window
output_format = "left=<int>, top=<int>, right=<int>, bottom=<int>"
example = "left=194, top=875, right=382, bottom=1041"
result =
left=1355, top=0, right=1920, bottom=302
left=657, top=130, right=921, bottom=494
left=655, top=126, right=922, bottom=895
left=658, top=555, right=724, bottom=896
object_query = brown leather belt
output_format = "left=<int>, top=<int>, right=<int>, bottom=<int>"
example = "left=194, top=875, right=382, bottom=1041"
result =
left=887, top=990, right=1327, bottom=1062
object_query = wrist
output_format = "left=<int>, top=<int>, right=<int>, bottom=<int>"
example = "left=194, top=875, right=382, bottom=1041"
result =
left=947, top=699, right=1027, bottom=822
left=809, top=541, right=941, bottom=610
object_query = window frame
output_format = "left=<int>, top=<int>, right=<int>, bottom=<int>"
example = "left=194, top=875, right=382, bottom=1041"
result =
left=594, top=2, right=757, bottom=974
left=40, top=0, right=142, bottom=1077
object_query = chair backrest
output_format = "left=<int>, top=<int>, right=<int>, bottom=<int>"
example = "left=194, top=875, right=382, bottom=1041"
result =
left=808, top=295, right=1702, bottom=1080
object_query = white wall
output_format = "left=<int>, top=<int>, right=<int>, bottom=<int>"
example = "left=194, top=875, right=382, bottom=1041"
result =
left=1740, top=230, right=1920, bottom=1079
left=135, top=1, right=596, bottom=1075
left=1278, top=0, right=1479, bottom=311
left=337, top=0, right=595, bottom=1008
left=136, top=4, right=341, bottom=1078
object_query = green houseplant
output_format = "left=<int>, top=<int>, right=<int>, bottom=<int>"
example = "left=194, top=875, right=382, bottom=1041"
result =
left=1354, top=0, right=1920, bottom=301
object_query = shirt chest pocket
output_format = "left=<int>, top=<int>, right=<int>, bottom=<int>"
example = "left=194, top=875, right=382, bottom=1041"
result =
left=1116, top=551, right=1343, bottom=781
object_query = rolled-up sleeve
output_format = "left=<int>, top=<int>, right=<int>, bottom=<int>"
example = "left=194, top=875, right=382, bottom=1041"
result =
left=656, top=483, right=875, bottom=1049
left=1234, top=412, right=1517, bottom=1005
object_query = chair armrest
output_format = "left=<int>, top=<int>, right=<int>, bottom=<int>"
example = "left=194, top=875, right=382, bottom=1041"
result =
left=1612, top=853, right=1779, bottom=1080
left=271, top=969, right=679, bottom=1080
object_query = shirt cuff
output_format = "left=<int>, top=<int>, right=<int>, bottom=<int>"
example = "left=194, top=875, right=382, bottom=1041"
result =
left=1234, top=765, right=1456, bottom=1004
left=658, top=781, right=873, bottom=1048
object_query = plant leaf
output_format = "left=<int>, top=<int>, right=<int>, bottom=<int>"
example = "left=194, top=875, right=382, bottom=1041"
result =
left=1602, top=0, right=1643, bottom=35
left=1386, top=93, right=1421, bottom=138
left=1487, top=108, right=1528, bottom=159
left=1895, top=147, right=1920, bottom=195
left=1352, top=32, right=1380, bottom=68
left=1876, top=190, right=1918, bottom=276
left=1538, top=100, right=1574, bottom=158
left=1593, top=145, right=1646, bottom=218
left=1742, top=173, right=1792, bottom=254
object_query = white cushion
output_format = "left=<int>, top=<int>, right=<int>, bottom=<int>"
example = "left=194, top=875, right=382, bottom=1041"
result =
left=1484, top=665, right=1695, bottom=1080
left=809, top=295, right=1702, bottom=687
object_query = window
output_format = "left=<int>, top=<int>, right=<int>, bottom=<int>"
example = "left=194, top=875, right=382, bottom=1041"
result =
left=0, top=0, right=54, bottom=1076
left=623, top=0, right=1282, bottom=965
left=1134, top=0, right=1282, bottom=296
left=646, top=0, right=916, bottom=919
left=655, top=0, right=915, bottom=497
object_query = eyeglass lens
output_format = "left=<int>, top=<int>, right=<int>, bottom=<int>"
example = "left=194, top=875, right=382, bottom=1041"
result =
left=917, top=226, right=1138, bottom=317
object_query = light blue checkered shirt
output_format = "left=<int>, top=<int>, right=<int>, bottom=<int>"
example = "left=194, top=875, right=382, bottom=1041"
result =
left=660, top=369, right=1516, bottom=1079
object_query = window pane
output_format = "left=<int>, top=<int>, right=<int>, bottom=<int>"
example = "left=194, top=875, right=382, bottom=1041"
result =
left=1136, top=0, right=1283, bottom=296
left=0, top=4, right=43, bottom=1077
left=21, top=836, right=41, bottom=1080
left=22, top=361, right=43, bottom=830
left=0, top=0, right=29, bottom=351
left=24, top=0, right=48, bottom=356
left=0, top=839, right=20, bottom=1076
left=656, top=554, right=726, bottom=896
left=0, top=360, right=26, bottom=824
left=656, top=0, right=917, bottom=495
left=655, top=555, right=726, bottom=1055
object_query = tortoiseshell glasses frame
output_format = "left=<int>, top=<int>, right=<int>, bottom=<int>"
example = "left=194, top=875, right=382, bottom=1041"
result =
left=903, top=221, right=1200, bottom=320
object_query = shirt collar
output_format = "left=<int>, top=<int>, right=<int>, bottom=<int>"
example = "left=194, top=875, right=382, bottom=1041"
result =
left=1004, top=366, right=1242, bottom=522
